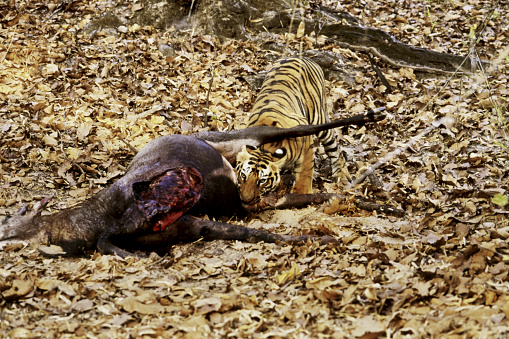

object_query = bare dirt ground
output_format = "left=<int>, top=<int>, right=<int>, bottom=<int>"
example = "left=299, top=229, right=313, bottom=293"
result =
left=1, top=0, right=508, bottom=337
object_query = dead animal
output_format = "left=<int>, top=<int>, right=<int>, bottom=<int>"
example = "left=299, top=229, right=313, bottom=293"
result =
left=0, top=110, right=387, bottom=258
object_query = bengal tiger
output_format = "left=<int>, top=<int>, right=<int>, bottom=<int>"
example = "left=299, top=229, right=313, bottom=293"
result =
left=235, top=57, right=350, bottom=207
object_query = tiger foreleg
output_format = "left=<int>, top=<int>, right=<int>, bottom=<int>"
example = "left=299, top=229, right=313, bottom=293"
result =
left=291, top=145, right=314, bottom=194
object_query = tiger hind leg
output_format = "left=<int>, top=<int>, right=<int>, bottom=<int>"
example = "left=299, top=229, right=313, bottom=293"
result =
left=318, top=130, right=351, bottom=183
left=332, top=151, right=351, bottom=184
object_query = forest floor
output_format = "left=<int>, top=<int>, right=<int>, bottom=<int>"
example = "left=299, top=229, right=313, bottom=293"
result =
left=1, top=0, right=508, bottom=338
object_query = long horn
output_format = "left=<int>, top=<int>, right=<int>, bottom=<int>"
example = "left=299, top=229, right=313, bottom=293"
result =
left=256, top=107, right=386, bottom=144
left=195, top=108, right=385, bottom=163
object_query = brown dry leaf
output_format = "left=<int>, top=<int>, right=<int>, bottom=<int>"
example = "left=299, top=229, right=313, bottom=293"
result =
left=322, top=197, right=354, bottom=214
left=36, top=279, right=76, bottom=296
left=42, top=63, right=59, bottom=76
left=296, top=21, right=305, bottom=38
left=414, top=281, right=431, bottom=296
left=42, top=134, right=58, bottom=146
left=192, top=297, right=222, bottom=315
left=72, top=299, right=95, bottom=312
left=305, top=277, right=339, bottom=290
left=2, top=279, right=34, bottom=299
left=117, top=296, right=164, bottom=315
left=76, top=123, right=93, bottom=140
left=6, top=329, right=32, bottom=338
left=276, top=263, right=300, bottom=285
left=244, top=252, right=267, bottom=271
left=351, top=315, right=386, bottom=337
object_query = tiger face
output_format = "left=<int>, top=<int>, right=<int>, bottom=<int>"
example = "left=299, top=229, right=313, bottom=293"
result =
left=235, top=145, right=287, bottom=206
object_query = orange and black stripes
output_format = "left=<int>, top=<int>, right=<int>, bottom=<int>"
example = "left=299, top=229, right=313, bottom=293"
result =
left=235, top=57, right=348, bottom=204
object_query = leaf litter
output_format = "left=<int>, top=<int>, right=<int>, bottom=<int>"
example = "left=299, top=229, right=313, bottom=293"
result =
left=1, top=0, right=508, bottom=337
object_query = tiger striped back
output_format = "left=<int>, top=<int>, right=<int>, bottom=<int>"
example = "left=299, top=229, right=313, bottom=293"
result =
left=235, top=57, right=349, bottom=206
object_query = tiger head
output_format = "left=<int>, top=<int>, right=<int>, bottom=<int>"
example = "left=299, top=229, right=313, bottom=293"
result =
left=235, top=145, right=287, bottom=207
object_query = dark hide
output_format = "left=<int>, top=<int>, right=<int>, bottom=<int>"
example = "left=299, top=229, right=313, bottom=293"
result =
left=0, top=110, right=385, bottom=257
